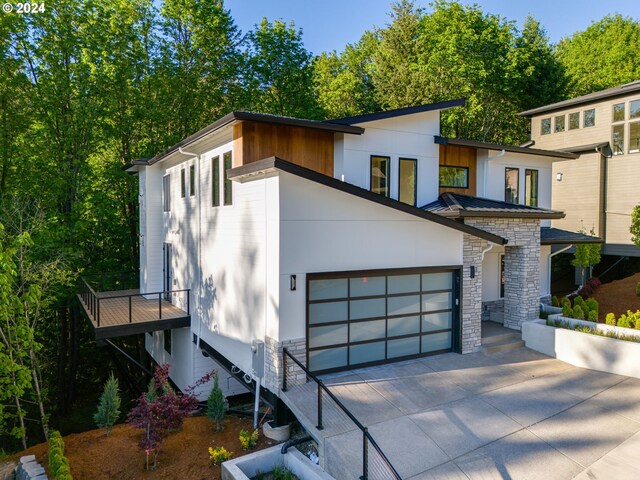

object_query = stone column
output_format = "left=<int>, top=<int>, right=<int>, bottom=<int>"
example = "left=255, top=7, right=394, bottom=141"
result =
left=504, top=242, right=540, bottom=330
left=462, top=233, right=488, bottom=353
left=264, top=336, right=307, bottom=394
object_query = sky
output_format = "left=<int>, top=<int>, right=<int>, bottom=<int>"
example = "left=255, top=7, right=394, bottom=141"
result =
left=225, top=0, right=639, bottom=55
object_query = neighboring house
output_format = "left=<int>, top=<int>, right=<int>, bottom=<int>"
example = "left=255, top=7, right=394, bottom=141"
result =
left=78, top=99, right=598, bottom=415
left=520, top=80, right=640, bottom=257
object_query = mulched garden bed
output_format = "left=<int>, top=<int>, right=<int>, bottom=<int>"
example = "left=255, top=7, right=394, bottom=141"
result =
left=591, top=272, right=640, bottom=318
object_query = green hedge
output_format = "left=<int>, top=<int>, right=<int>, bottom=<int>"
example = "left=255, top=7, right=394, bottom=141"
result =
left=48, top=430, right=73, bottom=480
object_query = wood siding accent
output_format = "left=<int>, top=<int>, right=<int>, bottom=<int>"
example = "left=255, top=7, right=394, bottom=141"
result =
left=233, top=121, right=334, bottom=176
left=439, top=144, right=477, bottom=196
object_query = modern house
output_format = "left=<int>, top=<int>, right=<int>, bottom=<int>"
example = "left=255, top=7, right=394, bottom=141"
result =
left=77, top=99, right=600, bottom=417
left=520, top=80, right=640, bottom=257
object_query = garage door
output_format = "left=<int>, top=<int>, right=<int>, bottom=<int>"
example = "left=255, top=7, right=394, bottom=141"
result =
left=307, top=267, right=461, bottom=373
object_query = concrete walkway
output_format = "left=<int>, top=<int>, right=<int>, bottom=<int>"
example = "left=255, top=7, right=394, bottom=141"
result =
left=282, top=347, right=640, bottom=479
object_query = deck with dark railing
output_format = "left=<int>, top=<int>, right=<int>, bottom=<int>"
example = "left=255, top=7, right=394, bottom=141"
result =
left=77, top=276, right=191, bottom=339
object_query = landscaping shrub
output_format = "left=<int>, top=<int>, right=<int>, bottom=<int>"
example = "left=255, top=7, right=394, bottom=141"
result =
left=588, top=310, right=598, bottom=322
left=48, top=430, right=73, bottom=480
left=585, top=298, right=599, bottom=314
left=208, top=446, right=232, bottom=465
left=551, top=296, right=559, bottom=307
left=207, top=372, right=226, bottom=432
left=561, top=297, right=571, bottom=308
left=562, top=303, right=573, bottom=318
left=573, top=305, right=585, bottom=320
left=636, top=281, right=640, bottom=297
left=239, top=428, right=259, bottom=450
left=272, top=465, right=299, bottom=480
left=606, top=313, right=617, bottom=326
left=617, top=315, right=632, bottom=329
left=573, top=296, right=585, bottom=308
left=94, top=373, right=121, bottom=436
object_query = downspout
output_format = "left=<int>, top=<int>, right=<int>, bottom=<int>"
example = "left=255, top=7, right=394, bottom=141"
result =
left=597, top=146, right=607, bottom=248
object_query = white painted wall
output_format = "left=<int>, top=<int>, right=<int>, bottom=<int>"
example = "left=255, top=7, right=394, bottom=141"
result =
left=334, top=111, right=441, bottom=206
left=277, top=171, right=464, bottom=342
left=139, top=167, right=164, bottom=293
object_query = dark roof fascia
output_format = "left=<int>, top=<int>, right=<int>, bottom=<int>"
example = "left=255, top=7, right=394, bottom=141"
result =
left=519, top=81, right=640, bottom=117
left=434, top=136, right=579, bottom=159
left=326, top=98, right=466, bottom=125
left=456, top=210, right=565, bottom=220
left=558, top=142, right=610, bottom=154
left=541, top=228, right=604, bottom=245
left=143, top=112, right=364, bottom=168
left=227, top=157, right=507, bottom=245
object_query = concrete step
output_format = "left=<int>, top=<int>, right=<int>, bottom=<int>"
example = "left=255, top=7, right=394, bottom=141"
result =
left=482, top=339, right=525, bottom=354
left=481, top=331, right=521, bottom=346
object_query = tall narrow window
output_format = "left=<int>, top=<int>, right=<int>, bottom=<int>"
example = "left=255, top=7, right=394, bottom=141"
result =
left=630, top=122, right=640, bottom=154
left=180, top=168, right=186, bottom=198
left=584, top=108, right=596, bottom=127
left=541, top=118, right=551, bottom=135
left=398, top=158, right=417, bottom=206
left=554, top=115, right=565, bottom=133
left=525, top=169, right=538, bottom=207
left=630, top=99, right=640, bottom=119
left=189, top=164, right=195, bottom=196
left=164, top=329, right=172, bottom=355
left=569, top=112, right=580, bottom=130
left=223, top=151, right=233, bottom=205
left=212, top=155, right=220, bottom=206
left=613, top=103, right=625, bottom=122
left=370, top=155, right=390, bottom=197
left=505, top=168, right=519, bottom=204
left=612, top=124, right=625, bottom=155
left=163, top=175, right=171, bottom=212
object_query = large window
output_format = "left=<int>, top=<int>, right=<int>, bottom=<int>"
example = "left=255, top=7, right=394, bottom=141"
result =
left=630, top=122, right=640, bottom=154
left=370, top=155, right=390, bottom=197
left=180, top=168, right=186, bottom=198
left=307, top=268, right=460, bottom=373
left=439, top=166, right=469, bottom=188
left=163, top=175, right=171, bottom=212
left=554, top=115, right=565, bottom=133
left=212, top=155, right=220, bottom=207
left=541, top=118, right=551, bottom=135
left=505, top=168, right=519, bottom=204
left=398, top=158, right=417, bottom=205
left=525, top=169, right=538, bottom=207
left=613, top=103, right=626, bottom=122
left=569, top=112, right=580, bottom=130
left=612, top=124, right=625, bottom=155
left=584, top=108, right=596, bottom=127
left=223, top=151, right=233, bottom=205
left=189, top=164, right=195, bottom=196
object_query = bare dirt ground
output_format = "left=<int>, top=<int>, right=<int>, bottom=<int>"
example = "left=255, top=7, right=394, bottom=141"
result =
left=10, top=415, right=275, bottom=480
left=592, top=272, right=640, bottom=318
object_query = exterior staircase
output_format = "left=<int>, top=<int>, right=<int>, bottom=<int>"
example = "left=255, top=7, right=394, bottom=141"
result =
left=481, top=321, right=524, bottom=353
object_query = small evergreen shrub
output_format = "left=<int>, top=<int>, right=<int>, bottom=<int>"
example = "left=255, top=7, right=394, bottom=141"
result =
left=272, top=465, right=300, bottom=480
left=617, top=315, right=632, bottom=329
left=573, top=305, right=585, bottom=320
left=94, top=373, right=121, bottom=436
left=562, top=303, right=573, bottom=318
left=551, top=296, right=559, bottom=307
left=574, top=296, right=585, bottom=308
left=239, top=428, right=259, bottom=450
left=588, top=310, right=598, bottom=322
left=207, top=372, right=226, bottom=432
left=208, top=446, right=232, bottom=465
left=48, top=430, right=73, bottom=480
left=585, top=298, right=599, bottom=314
left=606, top=313, right=617, bottom=326
left=561, top=297, right=571, bottom=308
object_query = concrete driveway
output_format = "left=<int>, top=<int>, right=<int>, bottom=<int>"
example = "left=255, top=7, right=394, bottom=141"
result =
left=282, top=348, right=640, bottom=479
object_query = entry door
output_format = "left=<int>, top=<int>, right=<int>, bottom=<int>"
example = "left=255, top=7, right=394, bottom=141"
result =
left=163, top=243, right=172, bottom=300
left=307, top=267, right=461, bottom=374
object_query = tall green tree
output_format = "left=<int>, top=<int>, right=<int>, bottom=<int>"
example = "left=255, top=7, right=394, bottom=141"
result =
left=245, top=18, right=321, bottom=118
left=556, top=14, right=640, bottom=97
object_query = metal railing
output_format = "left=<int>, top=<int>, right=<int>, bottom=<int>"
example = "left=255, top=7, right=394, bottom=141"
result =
left=79, top=277, right=190, bottom=327
left=282, top=348, right=402, bottom=480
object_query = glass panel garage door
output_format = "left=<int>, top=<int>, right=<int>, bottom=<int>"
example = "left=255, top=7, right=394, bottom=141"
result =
left=307, top=268, right=460, bottom=373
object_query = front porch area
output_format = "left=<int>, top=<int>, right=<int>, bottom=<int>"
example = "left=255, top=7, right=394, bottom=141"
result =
left=282, top=348, right=640, bottom=479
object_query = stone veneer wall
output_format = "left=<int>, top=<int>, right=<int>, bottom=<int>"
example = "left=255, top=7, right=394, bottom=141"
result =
left=462, top=233, right=488, bottom=353
left=466, top=218, right=541, bottom=331
left=264, top=336, right=306, bottom=394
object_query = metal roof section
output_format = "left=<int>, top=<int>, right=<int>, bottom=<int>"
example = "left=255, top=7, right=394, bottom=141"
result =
left=422, top=192, right=566, bottom=219
left=227, top=157, right=508, bottom=245
left=326, top=98, right=466, bottom=125
left=541, top=227, right=603, bottom=245
left=434, top=136, right=579, bottom=159
left=557, top=142, right=611, bottom=155
left=519, top=80, right=640, bottom=117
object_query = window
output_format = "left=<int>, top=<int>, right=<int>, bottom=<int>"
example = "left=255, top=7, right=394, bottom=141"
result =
left=630, top=122, right=640, bottom=154
left=223, top=151, right=233, bottom=205
left=505, top=168, right=519, bottom=204
left=164, top=329, right=172, bottom=355
left=554, top=115, right=565, bottom=133
left=612, top=124, right=625, bottom=155
left=584, top=108, right=595, bottom=127
left=189, top=164, right=195, bottom=196
left=439, top=166, right=469, bottom=188
left=569, top=112, right=580, bottom=130
left=613, top=103, right=625, bottom=122
left=398, top=158, right=417, bottom=206
left=541, top=118, right=551, bottom=135
left=212, top=155, right=220, bottom=207
left=370, top=155, right=390, bottom=197
left=180, top=168, right=186, bottom=198
left=163, top=175, right=171, bottom=212
left=500, top=254, right=505, bottom=298
left=525, top=169, right=538, bottom=207
left=630, top=99, right=640, bottom=119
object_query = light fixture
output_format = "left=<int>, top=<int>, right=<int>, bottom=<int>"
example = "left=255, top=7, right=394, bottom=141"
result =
left=470, top=266, right=475, bottom=278
left=290, top=275, right=297, bottom=291
left=556, top=172, right=563, bottom=182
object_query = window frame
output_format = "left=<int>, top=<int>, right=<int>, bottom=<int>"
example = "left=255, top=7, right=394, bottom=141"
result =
left=630, top=99, right=640, bottom=120
left=524, top=169, right=539, bottom=207
left=541, top=118, right=551, bottom=135
left=584, top=108, right=596, bottom=128
left=398, top=157, right=417, bottom=206
left=223, top=151, right=233, bottom=206
left=189, top=164, right=195, bottom=196
left=163, top=174, right=171, bottom=212
left=212, top=155, right=220, bottom=207
left=370, top=155, right=391, bottom=197
left=613, top=102, right=626, bottom=123
left=612, top=124, right=625, bottom=156
left=629, top=121, right=640, bottom=154
left=554, top=115, right=565, bottom=133
left=180, top=168, right=186, bottom=198
left=569, top=112, right=580, bottom=130
left=439, top=166, right=469, bottom=189
left=504, top=167, right=519, bottom=204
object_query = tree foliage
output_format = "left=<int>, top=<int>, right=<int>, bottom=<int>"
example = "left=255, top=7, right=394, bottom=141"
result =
left=206, top=372, right=226, bottom=432
left=630, top=204, right=640, bottom=247
left=93, top=373, right=121, bottom=435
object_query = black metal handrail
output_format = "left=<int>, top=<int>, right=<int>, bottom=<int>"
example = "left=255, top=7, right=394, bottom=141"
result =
left=79, top=277, right=190, bottom=327
left=282, top=348, right=402, bottom=480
